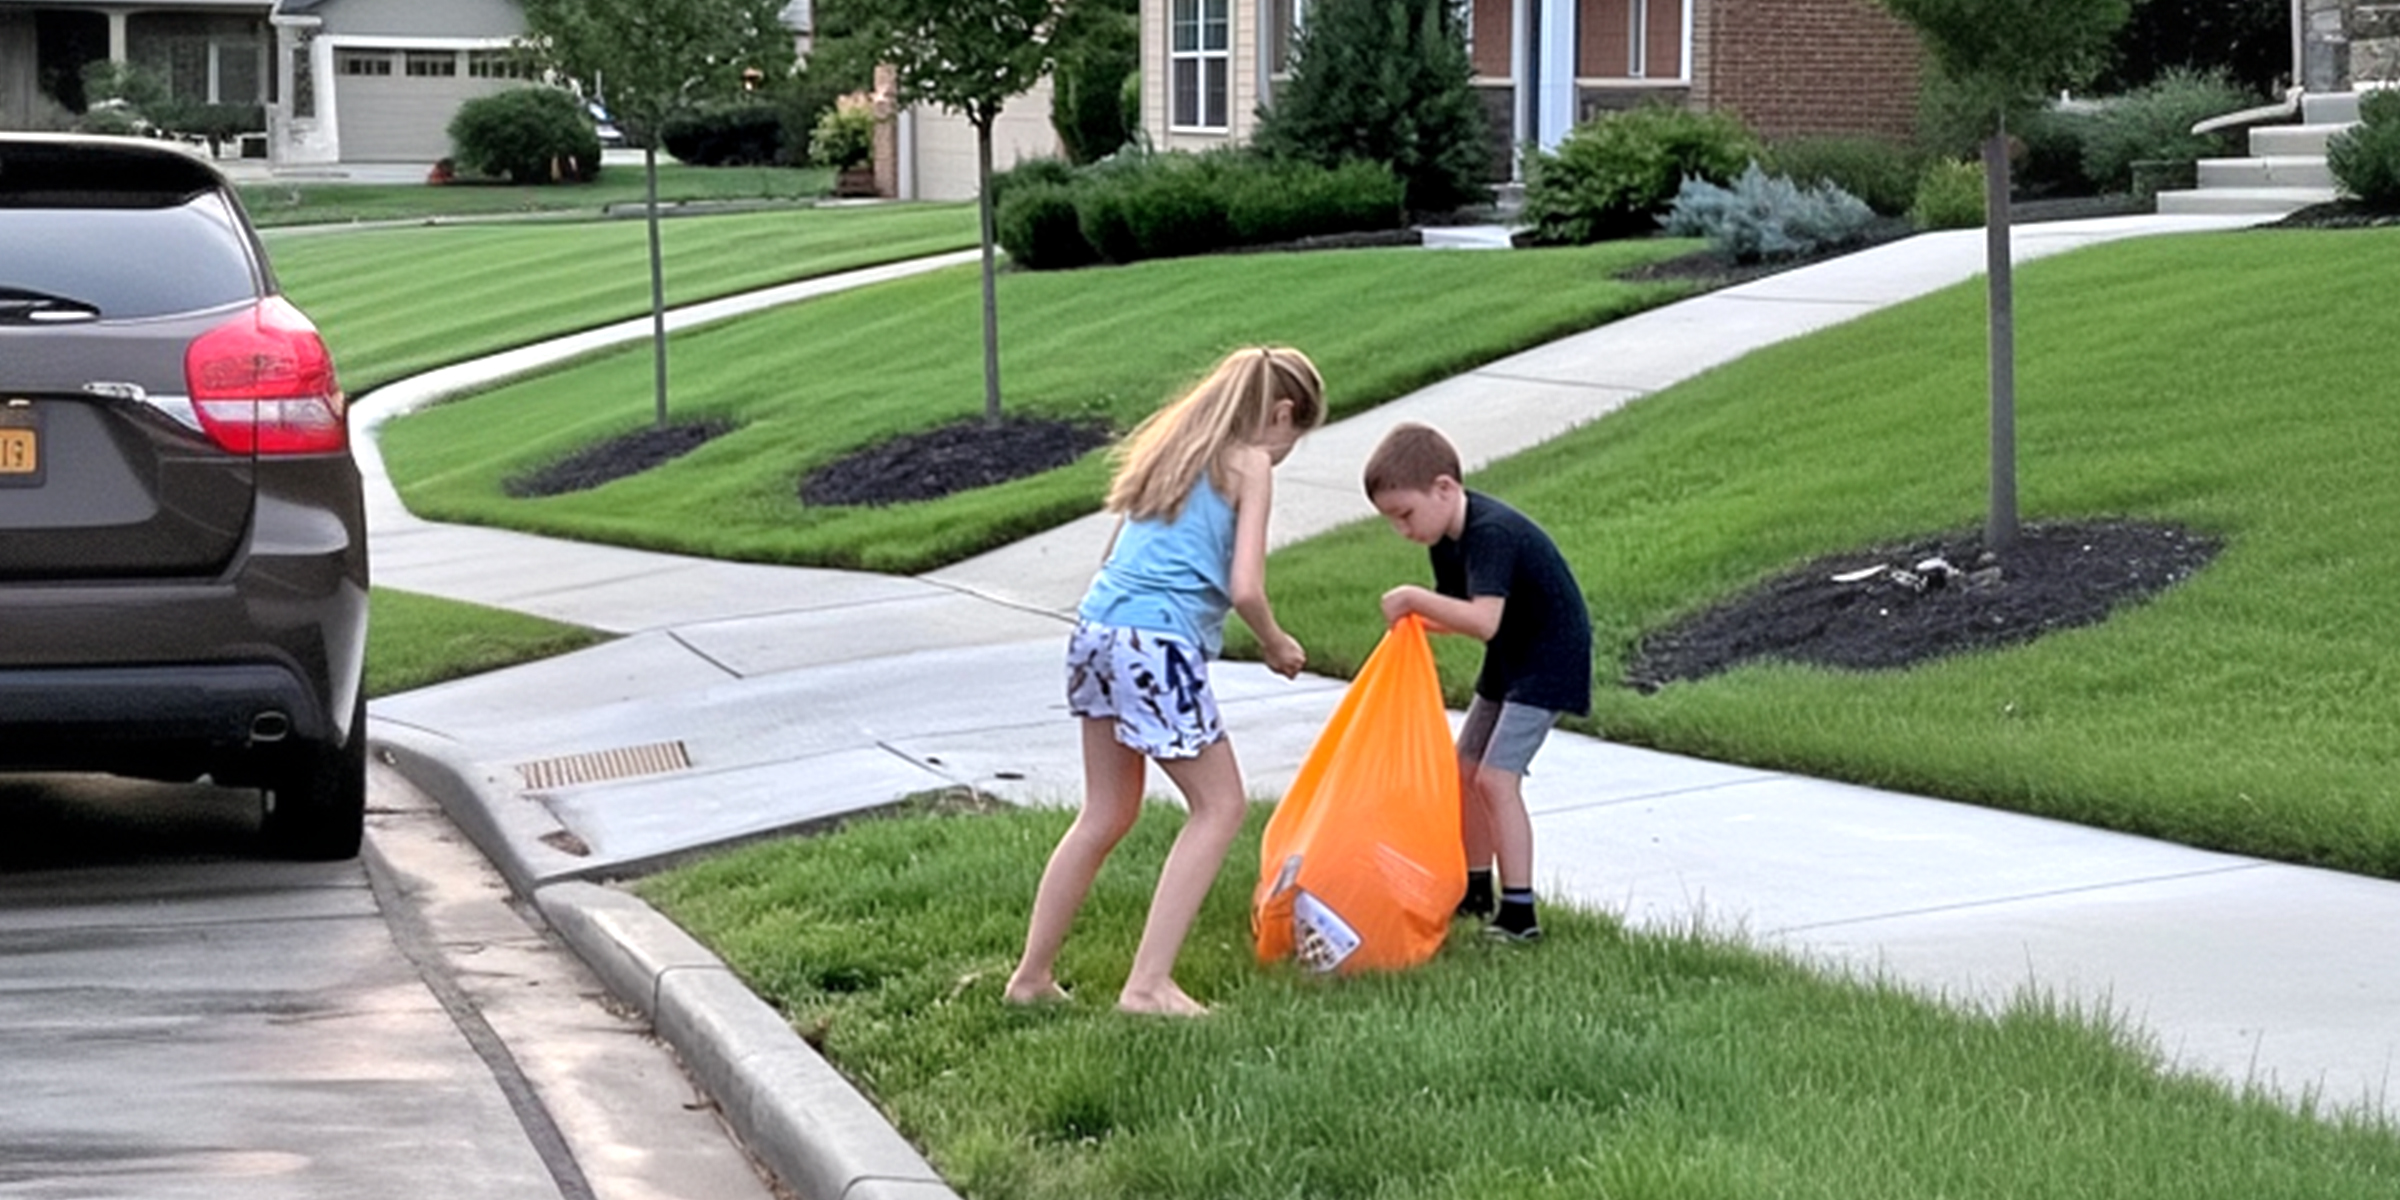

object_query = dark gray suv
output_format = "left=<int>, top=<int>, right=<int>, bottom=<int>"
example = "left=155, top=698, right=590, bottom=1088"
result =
left=0, top=134, right=368, bottom=860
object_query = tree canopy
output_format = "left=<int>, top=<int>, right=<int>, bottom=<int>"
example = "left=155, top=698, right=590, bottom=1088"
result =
left=517, top=0, right=797, bottom=146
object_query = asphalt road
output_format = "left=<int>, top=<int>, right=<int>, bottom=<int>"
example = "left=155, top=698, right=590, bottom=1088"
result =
left=0, top=763, right=785, bottom=1200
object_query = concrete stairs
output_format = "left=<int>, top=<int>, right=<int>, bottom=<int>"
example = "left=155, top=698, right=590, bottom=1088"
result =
left=2155, top=91, right=2361, bottom=216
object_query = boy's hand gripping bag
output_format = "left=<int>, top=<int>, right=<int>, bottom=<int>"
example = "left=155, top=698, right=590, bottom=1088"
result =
left=1253, top=616, right=1464, bottom=973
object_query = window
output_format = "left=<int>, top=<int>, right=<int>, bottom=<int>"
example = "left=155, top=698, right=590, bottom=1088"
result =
left=468, top=51, right=527, bottom=79
left=1170, top=0, right=1229, bottom=129
left=1269, top=0, right=1308, bottom=77
left=338, top=51, right=393, bottom=77
left=405, top=52, right=458, bottom=78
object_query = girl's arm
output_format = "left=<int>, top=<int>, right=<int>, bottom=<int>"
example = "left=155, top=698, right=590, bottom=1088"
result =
left=1382, top=584, right=1505, bottom=642
left=1224, top=446, right=1305, bottom=678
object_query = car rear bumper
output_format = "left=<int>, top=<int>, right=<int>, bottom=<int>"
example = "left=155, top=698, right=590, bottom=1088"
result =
left=0, top=663, right=330, bottom=779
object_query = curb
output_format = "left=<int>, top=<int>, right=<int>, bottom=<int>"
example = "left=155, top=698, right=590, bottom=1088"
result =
left=372, top=722, right=961, bottom=1200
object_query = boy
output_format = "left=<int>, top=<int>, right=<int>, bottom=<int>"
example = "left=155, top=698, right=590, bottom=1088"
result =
left=1363, top=422, right=1592, bottom=942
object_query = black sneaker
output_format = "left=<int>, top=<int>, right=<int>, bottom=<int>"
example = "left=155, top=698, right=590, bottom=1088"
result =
left=1455, top=895, right=1495, bottom=921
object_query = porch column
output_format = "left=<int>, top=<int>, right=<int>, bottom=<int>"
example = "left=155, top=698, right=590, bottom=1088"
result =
left=107, top=10, right=127, bottom=62
left=1534, top=0, right=1574, bottom=149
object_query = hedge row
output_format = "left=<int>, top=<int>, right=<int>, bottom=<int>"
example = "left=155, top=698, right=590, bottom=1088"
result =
left=993, top=152, right=1406, bottom=270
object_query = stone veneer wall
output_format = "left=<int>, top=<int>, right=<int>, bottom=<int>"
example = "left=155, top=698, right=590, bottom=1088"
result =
left=2304, top=0, right=2400, bottom=89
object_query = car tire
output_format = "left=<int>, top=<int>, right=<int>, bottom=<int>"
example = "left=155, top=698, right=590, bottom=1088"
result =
left=260, top=693, right=367, bottom=861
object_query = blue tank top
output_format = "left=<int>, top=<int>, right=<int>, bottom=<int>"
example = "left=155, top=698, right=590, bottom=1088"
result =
left=1078, top=475, right=1237, bottom=657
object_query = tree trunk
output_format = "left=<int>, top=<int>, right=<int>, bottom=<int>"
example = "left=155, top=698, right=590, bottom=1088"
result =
left=976, top=117, right=1003, bottom=424
left=645, top=144, right=670, bottom=430
left=1983, top=121, right=2018, bottom=551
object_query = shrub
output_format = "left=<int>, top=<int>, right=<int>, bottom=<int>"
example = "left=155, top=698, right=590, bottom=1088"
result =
left=1660, top=162, right=1875, bottom=263
left=2012, top=102, right=2100, bottom=197
left=1077, top=155, right=1231, bottom=262
left=2328, top=88, right=2400, bottom=210
left=662, top=103, right=788, bottom=167
left=1519, top=105, right=1759, bottom=245
left=448, top=87, right=602, bottom=184
left=1000, top=152, right=1402, bottom=269
left=1909, top=158, right=1986, bottom=230
left=1224, top=158, right=1404, bottom=243
left=2075, top=67, right=2255, bottom=193
left=1762, top=136, right=1926, bottom=216
left=807, top=100, right=876, bottom=171
left=995, top=180, right=1099, bottom=269
left=1049, top=0, right=1138, bottom=164
left=1250, top=0, right=1490, bottom=213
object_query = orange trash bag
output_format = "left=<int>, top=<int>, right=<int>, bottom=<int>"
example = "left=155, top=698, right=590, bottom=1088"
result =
left=1253, top=615, right=1464, bottom=974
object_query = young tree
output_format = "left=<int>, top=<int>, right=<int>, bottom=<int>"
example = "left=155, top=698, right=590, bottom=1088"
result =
left=832, top=0, right=1062, bottom=422
left=517, top=0, right=796, bottom=429
left=1879, top=0, right=2129, bottom=549
left=1251, top=0, right=1491, bottom=213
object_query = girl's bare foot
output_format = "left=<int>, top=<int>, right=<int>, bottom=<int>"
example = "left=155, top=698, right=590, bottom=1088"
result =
left=1116, top=984, right=1209, bottom=1018
left=1003, top=978, right=1070, bottom=1006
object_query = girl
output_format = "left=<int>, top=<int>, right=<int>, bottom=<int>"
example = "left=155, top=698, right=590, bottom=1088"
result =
left=1004, top=345, right=1327, bottom=1017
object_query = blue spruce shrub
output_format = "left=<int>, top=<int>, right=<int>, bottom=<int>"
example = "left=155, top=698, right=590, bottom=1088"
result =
left=1659, top=162, right=1875, bottom=263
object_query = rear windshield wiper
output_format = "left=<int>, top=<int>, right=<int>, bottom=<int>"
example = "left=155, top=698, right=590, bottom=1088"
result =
left=0, top=286, right=101, bottom=323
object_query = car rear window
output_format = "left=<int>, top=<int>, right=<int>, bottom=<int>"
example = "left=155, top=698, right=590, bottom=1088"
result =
left=0, top=197, right=260, bottom=320
left=0, top=141, right=260, bottom=320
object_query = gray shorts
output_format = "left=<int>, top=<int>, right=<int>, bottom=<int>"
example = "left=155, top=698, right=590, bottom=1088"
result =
left=1457, top=696, right=1559, bottom=776
left=1065, top=620, right=1224, bottom=760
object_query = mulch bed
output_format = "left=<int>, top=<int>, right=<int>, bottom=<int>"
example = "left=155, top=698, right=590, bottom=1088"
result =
left=1623, top=521, right=2221, bottom=691
left=798, top=415, right=1113, bottom=507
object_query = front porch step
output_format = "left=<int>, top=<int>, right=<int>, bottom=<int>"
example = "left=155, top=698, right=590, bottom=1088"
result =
left=2153, top=185, right=2333, bottom=216
left=2198, top=155, right=2336, bottom=189
left=2250, top=122, right=2358, bottom=156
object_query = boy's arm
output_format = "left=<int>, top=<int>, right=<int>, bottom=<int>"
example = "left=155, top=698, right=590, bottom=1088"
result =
left=1382, top=585, right=1504, bottom=642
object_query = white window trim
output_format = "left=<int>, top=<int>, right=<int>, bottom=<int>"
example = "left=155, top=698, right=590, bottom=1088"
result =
left=1169, top=0, right=1231, bottom=132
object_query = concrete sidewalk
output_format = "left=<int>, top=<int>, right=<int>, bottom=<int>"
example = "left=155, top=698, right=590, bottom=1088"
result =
left=363, top=215, right=2399, bottom=1199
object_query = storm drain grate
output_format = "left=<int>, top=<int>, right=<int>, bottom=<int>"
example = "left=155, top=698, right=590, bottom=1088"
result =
left=515, top=740, right=693, bottom=790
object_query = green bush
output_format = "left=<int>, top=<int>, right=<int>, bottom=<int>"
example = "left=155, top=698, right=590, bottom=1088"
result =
left=1002, top=152, right=1402, bottom=269
left=662, top=103, right=788, bottom=167
left=1519, top=105, right=1759, bottom=245
left=1762, top=135, right=1926, bottom=216
left=807, top=103, right=875, bottom=171
left=2328, top=88, right=2400, bottom=209
left=1078, top=155, right=1231, bottom=262
left=1909, top=157, right=1986, bottom=230
left=2076, top=67, right=2255, bottom=193
left=1660, top=162, right=1875, bottom=262
left=1224, top=158, right=1404, bottom=243
left=994, top=180, right=1100, bottom=270
left=2013, top=103, right=2100, bottom=197
left=448, top=87, right=603, bottom=184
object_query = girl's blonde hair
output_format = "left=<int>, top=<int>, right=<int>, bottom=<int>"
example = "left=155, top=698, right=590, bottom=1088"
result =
left=1105, top=346, right=1326, bottom=521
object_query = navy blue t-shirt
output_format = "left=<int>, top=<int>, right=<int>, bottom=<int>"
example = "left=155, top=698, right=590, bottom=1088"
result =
left=1430, top=491, right=1592, bottom=715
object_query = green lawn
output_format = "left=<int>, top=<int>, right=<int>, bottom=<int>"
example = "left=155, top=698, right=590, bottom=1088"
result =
left=639, top=798, right=2400, bottom=1200
left=365, top=588, right=610, bottom=698
left=372, top=241, right=1701, bottom=573
left=240, top=162, right=834, bottom=227
left=268, top=203, right=980, bottom=393
left=1263, top=226, right=2400, bottom=879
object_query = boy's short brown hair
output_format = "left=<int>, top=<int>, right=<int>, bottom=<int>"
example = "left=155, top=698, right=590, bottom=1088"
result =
left=1362, top=422, right=1462, bottom=497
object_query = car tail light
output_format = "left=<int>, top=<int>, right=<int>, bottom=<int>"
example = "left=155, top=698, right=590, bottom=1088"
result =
left=186, top=296, right=348, bottom=455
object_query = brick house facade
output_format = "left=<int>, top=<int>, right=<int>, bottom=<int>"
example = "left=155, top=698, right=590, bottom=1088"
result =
left=1144, top=0, right=1925, bottom=180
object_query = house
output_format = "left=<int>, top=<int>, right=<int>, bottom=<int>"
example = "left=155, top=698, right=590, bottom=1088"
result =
left=267, top=0, right=530, bottom=165
left=0, top=0, right=531, bottom=165
left=0, top=0, right=278, bottom=133
left=1138, top=0, right=1925, bottom=178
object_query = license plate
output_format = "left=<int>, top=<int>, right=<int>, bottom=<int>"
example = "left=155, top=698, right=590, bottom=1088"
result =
left=0, top=404, right=42, bottom=487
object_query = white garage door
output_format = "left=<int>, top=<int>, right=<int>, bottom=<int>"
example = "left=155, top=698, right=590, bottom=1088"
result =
left=333, top=47, right=515, bottom=163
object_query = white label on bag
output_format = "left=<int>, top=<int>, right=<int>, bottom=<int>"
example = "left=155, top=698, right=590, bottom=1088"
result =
left=1292, top=891, right=1361, bottom=973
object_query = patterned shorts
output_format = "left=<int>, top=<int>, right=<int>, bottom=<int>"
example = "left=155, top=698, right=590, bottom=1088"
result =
left=1065, top=620, right=1224, bottom=760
